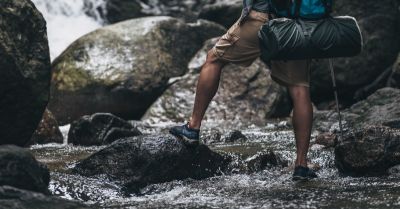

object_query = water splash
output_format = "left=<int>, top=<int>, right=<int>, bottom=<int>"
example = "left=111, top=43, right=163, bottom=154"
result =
left=31, top=0, right=106, bottom=60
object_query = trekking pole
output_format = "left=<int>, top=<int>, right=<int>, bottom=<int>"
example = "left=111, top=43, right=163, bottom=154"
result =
left=329, top=59, right=344, bottom=140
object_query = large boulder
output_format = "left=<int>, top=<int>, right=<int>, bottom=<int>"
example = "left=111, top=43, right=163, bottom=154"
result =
left=143, top=38, right=291, bottom=127
left=73, top=134, right=230, bottom=192
left=68, top=113, right=142, bottom=146
left=0, top=145, right=50, bottom=194
left=348, top=87, right=400, bottom=128
left=49, top=17, right=225, bottom=125
left=310, top=0, right=400, bottom=105
left=335, top=126, right=400, bottom=176
left=0, top=0, right=51, bottom=146
left=198, top=0, right=243, bottom=28
left=30, top=109, right=63, bottom=145
left=313, top=88, right=400, bottom=132
left=0, top=186, right=90, bottom=209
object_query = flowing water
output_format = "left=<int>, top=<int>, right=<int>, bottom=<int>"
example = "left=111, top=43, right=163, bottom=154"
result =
left=30, top=122, right=400, bottom=209
left=31, top=0, right=106, bottom=60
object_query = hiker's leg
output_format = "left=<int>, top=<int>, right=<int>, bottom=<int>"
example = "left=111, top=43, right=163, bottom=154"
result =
left=189, top=51, right=227, bottom=129
left=288, top=85, right=313, bottom=167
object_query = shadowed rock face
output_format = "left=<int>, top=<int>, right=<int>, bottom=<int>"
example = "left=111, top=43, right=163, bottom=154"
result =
left=0, top=145, right=50, bottom=194
left=0, top=0, right=51, bottom=146
left=143, top=38, right=291, bottom=127
left=30, top=109, right=63, bottom=145
left=0, top=186, right=91, bottom=209
left=311, top=0, right=400, bottom=106
left=68, top=113, right=142, bottom=146
left=335, top=126, right=400, bottom=176
left=49, top=17, right=225, bottom=125
left=73, top=134, right=230, bottom=193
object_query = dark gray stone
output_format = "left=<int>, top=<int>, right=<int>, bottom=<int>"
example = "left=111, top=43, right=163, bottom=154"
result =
left=0, top=186, right=91, bottom=209
left=73, top=134, right=230, bottom=192
left=68, top=113, right=142, bottom=146
left=0, top=0, right=51, bottom=146
left=0, top=145, right=49, bottom=194
left=335, top=126, right=400, bottom=176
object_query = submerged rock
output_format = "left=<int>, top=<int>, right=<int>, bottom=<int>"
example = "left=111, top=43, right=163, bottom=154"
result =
left=0, top=145, right=50, bottom=194
left=143, top=38, right=291, bottom=126
left=50, top=17, right=225, bottom=125
left=245, top=150, right=288, bottom=173
left=30, top=109, right=63, bottom=145
left=68, top=113, right=142, bottom=146
left=0, top=186, right=90, bottom=209
left=311, top=0, right=400, bottom=105
left=73, top=134, right=230, bottom=192
left=0, top=0, right=51, bottom=146
left=335, top=126, right=400, bottom=176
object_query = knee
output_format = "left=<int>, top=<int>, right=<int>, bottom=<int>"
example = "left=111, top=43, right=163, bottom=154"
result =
left=289, top=86, right=310, bottom=101
left=205, top=49, right=218, bottom=63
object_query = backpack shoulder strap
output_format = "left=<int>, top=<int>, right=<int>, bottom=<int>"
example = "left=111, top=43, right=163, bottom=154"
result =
left=294, top=0, right=302, bottom=18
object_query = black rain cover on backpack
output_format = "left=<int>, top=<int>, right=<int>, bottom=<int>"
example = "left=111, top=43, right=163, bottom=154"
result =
left=258, top=16, right=363, bottom=62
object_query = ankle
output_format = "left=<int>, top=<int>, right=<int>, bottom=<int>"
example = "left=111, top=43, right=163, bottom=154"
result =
left=295, top=159, right=308, bottom=167
left=188, top=121, right=201, bottom=130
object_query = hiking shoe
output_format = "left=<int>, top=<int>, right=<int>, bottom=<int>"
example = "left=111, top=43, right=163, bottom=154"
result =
left=169, top=123, right=200, bottom=146
left=292, top=166, right=318, bottom=181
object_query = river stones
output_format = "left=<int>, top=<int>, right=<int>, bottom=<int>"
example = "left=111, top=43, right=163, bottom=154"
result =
left=49, top=17, right=225, bottom=125
left=30, top=109, right=63, bottom=145
left=68, top=113, right=141, bottom=146
left=245, top=150, right=288, bottom=173
left=73, top=134, right=230, bottom=192
left=0, top=145, right=50, bottom=194
left=0, top=186, right=90, bottom=209
left=335, top=126, right=400, bottom=176
left=199, top=0, right=243, bottom=28
left=310, top=0, right=400, bottom=105
left=0, top=0, right=51, bottom=146
left=143, top=38, right=291, bottom=127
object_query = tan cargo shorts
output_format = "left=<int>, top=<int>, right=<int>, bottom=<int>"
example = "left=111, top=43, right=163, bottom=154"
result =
left=212, top=10, right=311, bottom=87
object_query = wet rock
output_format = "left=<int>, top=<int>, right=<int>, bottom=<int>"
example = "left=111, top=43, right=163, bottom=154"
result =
left=311, top=0, right=400, bottom=105
left=335, top=126, right=400, bottom=176
left=0, top=186, right=91, bottom=209
left=315, top=132, right=338, bottom=148
left=0, top=0, right=51, bottom=146
left=314, top=88, right=400, bottom=132
left=0, top=145, right=50, bottom=194
left=49, top=17, right=225, bottom=124
left=347, top=88, right=400, bottom=128
left=245, top=150, right=288, bottom=173
left=73, top=134, right=230, bottom=193
left=68, top=113, right=141, bottom=146
left=223, top=130, right=248, bottom=143
left=388, top=164, right=400, bottom=176
left=143, top=38, right=291, bottom=127
left=30, top=109, right=63, bottom=145
left=199, top=0, right=243, bottom=28
left=201, top=130, right=222, bottom=145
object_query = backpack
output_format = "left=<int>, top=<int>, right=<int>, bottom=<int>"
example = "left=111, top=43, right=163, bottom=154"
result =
left=270, top=0, right=333, bottom=19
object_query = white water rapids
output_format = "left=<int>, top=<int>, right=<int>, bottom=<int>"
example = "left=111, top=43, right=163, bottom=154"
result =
left=31, top=0, right=106, bottom=60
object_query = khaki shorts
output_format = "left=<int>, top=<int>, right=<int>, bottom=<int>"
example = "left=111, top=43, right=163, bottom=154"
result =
left=212, top=10, right=311, bottom=87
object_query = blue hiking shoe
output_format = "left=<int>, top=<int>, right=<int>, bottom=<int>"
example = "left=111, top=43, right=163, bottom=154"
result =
left=292, top=166, right=318, bottom=181
left=169, top=123, right=200, bottom=146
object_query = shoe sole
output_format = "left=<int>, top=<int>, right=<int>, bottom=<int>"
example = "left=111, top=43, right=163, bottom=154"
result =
left=169, top=130, right=199, bottom=146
